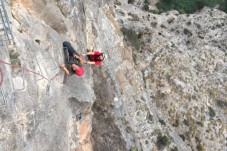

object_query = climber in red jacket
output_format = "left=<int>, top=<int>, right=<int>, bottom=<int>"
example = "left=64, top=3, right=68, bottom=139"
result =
left=82, top=49, right=107, bottom=65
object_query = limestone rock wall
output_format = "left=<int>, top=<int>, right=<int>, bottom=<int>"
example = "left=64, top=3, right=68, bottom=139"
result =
left=0, top=0, right=226, bottom=151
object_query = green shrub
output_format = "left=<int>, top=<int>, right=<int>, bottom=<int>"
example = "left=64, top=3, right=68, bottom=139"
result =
left=216, top=100, right=227, bottom=108
left=159, top=119, right=166, bottom=125
left=147, top=113, right=153, bottom=122
left=219, top=0, right=227, bottom=12
left=128, top=13, right=140, bottom=21
left=128, top=0, right=135, bottom=4
left=157, top=133, right=171, bottom=149
left=143, top=0, right=150, bottom=11
left=197, top=143, right=205, bottom=151
left=130, top=147, right=138, bottom=151
left=196, top=121, right=204, bottom=127
left=172, top=119, right=179, bottom=127
left=9, top=49, right=22, bottom=74
left=121, top=27, right=141, bottom=51
left=151, top=22, right=157, bottom=27
left=179, top=134, right=185, bottom=141
left=183, top=119, right=189, bottom=126
left=171, top=146, right=179, bottom=151
left=208, top=106, right=216, bottom=118
left=156, top=0, right=226, bottom=14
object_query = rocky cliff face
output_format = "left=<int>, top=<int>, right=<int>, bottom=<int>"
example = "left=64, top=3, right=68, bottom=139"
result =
left=0, top=0, right=226, bottom=151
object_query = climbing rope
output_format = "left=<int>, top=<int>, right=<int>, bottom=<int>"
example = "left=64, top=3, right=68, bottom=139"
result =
left=0, top=60, right=50, bottom=82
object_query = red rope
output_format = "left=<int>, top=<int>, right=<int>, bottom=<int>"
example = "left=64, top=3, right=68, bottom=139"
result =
left=0, top=60, right=50, bottom=82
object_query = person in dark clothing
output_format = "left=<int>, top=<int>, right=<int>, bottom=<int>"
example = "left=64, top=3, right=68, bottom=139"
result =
left=60, top=41, right=84, bottom=76
left=63, top=41, right=85, bottom=64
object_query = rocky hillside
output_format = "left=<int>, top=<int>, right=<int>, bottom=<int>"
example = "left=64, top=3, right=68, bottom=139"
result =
left=0, top=0, right=226, bottom=151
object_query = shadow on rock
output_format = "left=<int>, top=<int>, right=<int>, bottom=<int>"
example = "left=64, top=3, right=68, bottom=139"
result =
left=91, top=67, right=126, bottom=151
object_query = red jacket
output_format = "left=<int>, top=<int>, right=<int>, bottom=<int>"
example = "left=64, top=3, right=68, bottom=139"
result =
left=87, top=51, right=102, bottom=65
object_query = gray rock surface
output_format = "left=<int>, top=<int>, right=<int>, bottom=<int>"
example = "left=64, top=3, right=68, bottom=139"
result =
left=0, top=0, right=226, bottom=151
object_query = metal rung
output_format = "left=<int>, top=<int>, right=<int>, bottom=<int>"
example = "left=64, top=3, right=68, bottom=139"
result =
left=0, top=0, right=15, bottom=46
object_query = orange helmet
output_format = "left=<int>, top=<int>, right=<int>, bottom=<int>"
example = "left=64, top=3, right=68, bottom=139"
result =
left=75, top=67, right=84, bottom=76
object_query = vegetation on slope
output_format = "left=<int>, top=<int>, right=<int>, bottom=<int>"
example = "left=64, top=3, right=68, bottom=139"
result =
left=156, top=0, right=227, bottom=13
